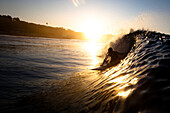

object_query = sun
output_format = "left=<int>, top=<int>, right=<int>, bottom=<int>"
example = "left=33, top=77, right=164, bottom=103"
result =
left=81, top=19, right=104, bottom=40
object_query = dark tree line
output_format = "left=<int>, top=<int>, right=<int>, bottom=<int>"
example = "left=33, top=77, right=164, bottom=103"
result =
left=0, top=15, right=85, bottom=39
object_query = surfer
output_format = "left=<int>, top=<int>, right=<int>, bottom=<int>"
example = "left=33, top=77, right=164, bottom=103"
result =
left=92, top=47, right=127, bottom=70
left=101, top=47, right=120, bottom=66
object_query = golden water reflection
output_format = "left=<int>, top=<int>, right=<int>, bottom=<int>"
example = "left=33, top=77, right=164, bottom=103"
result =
left=83, top=41, right=104, bottom=67
left=104, top=59, right=139, bottom=98
left=117, top=89, right=133, bottom=98
left=116, top=77, right=137, bottom=97
left=114, top=75, right=138, bottom=98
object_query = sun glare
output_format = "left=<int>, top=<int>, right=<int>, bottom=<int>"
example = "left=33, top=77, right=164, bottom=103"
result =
left=83, top=41, right=103, bottom=67
left=81, top=19, right=104, bottom=41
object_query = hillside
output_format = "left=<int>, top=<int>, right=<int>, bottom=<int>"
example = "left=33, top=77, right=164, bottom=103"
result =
left=0, top=15, right=85, bottom=40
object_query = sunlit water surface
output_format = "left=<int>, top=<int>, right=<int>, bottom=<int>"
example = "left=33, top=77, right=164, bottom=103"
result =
left=0, top=31, right=170, bottom=113
left=0, top=35, right=103, bottom=112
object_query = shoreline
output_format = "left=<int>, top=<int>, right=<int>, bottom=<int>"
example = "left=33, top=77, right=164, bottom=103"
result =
left=0, top=34, right=87, bottom=40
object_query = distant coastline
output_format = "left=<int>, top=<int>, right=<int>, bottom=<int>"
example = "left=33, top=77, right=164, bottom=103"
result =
left=0, top=15, right=85, bottom=40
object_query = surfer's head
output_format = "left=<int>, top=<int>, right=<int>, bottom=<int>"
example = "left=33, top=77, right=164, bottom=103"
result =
left=108, top=47, right=113, bottom=53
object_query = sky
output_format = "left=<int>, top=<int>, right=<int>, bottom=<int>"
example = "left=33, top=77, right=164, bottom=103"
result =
left=0, top=0, right=170, bottom=35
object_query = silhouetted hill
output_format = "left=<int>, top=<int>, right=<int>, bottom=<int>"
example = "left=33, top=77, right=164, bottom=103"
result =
left=0, top=15, right=85, bottom=40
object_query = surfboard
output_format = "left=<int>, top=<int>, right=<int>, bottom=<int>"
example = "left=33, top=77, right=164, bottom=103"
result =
left=91, top=66, right=107, bottom=70
left=91, top=59, right=121, bottom=71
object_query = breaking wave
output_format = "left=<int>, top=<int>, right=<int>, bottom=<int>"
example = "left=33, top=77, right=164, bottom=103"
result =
left=79, top=30, right=170, bottom=113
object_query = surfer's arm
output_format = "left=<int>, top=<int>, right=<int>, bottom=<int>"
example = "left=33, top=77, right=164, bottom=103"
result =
left=101, top=54, right=109, bottom=66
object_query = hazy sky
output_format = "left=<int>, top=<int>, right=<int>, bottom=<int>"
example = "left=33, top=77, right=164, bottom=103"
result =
left=0, top=0, right=170, bottom=34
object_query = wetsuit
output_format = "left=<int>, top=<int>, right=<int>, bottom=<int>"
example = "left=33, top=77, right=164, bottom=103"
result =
left=101, top=48, right=119, bottom=66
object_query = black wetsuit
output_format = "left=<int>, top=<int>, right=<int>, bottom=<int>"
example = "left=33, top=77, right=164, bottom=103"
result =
left=101, top=49, right=119, bottom=66
left=108, top=50, right=119, bottom=61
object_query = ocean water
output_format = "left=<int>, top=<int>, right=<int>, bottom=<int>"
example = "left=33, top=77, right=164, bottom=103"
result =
left=0, top=35, right=103, bottom=112
left=0, top=30, right=170, bottom=113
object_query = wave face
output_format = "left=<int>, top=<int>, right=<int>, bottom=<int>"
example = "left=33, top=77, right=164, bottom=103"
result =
left=78, top=30, right=170, bottom=113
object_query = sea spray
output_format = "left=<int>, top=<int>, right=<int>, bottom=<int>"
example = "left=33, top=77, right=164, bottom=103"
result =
left=97, top=29, right=137, bottom=66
